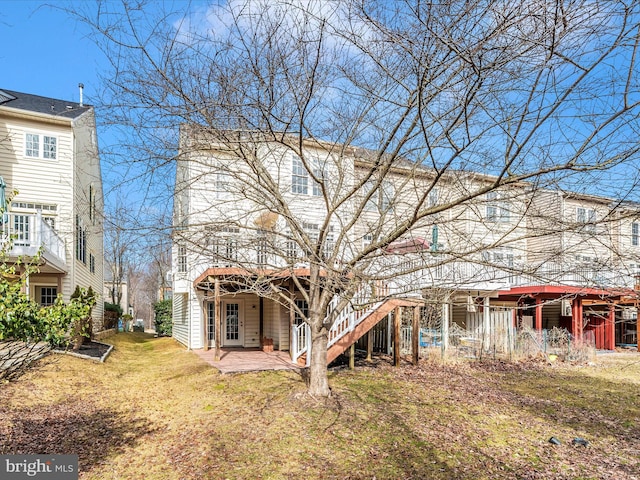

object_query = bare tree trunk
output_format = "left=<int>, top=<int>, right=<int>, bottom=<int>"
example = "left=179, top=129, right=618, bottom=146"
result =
left=308, top=323, right=330, bottom=397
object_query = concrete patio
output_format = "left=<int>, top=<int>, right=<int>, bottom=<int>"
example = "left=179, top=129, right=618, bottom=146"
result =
left=193, top=347, right=301, bottom=374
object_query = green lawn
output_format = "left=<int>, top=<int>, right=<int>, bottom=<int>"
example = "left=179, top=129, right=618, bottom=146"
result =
left=1, top=333, right=639, bottom=479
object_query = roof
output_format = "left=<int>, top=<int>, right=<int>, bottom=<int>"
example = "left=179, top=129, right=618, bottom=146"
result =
left=0, top=89, right=91, bottom=119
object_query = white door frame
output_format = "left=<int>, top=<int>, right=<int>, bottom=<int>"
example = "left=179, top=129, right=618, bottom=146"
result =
left=222, top=299, right=244, bottom=347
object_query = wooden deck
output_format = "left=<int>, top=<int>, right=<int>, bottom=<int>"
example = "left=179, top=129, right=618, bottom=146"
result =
left=193, top=348, right=301, bottom=374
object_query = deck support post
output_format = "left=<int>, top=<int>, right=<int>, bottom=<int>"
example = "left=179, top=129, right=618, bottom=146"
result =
left=607, top=304, right=616, bottom=351
left=349, top=343, right=355, bottom=370
left=203, top=299, right=209, bottom=351
left=534, top=297, right=543, bottom=331
left=412, top=305, right=420, bottom=365
left=214, top=278, right=221, bottom=361
left=393, top=306, right=401, bottom=367
left=366, top=330, right=373, bottom=362
left=441, top=298, right=449, bottom=356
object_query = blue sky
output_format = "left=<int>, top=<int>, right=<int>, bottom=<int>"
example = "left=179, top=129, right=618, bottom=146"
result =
left=0, top=2, right=104, bottom=111
left=0, top=1, right=178, bottom=219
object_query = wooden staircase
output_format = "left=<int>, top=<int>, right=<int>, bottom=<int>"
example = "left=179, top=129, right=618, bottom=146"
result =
left=326, top=298, right=417, bottom=364
left=293, top=297, right=420, bottom=366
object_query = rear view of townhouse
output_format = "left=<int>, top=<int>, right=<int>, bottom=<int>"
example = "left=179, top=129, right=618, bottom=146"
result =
left=172, top=128, right=639, bottom=365
left=0, top=89, right=104, bottom=331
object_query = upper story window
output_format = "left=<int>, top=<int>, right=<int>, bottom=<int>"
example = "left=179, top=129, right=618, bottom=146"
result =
left=291, top=158, right=308, bottom=194
left=486, top=191, right=510, bottom=223
left=364, top=180, right=395, bottom=212
left=75, top=215, right=87, bottom=264
left=576, top=207, right=596, bottom=233
left=311, top=159, right=326, bottom=197
left=632, top=222, right=638, bottom=246
left=25, top=133, right=57, bottom=159
left=177, top=245, right=187, bottom=273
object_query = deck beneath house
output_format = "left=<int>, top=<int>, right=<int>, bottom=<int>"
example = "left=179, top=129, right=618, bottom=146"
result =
left=193, top=347, right=301, bottom=374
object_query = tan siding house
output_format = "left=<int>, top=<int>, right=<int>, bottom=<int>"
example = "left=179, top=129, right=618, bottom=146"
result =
left=0, top=89, right=104, bottom=332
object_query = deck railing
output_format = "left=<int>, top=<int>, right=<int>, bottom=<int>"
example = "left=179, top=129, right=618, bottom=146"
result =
left=0, top=211, right=66, bottom=266
left=291, top=281, right=402, bottom=365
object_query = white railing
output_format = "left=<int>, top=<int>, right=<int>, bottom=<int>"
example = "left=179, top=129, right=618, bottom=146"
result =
left=291, top=322, right=311, bottom=366
left=0, top=212, right=66, bottom=266
left=373, top=254, right=638, bottom=292
left=291, top=281, right=396, bottom=365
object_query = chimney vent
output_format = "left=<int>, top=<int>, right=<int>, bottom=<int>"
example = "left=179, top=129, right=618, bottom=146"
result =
left=78, top=83, right=84, bottom=107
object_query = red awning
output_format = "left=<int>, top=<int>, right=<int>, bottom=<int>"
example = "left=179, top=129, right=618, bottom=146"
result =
left=384, top=237, right=430, bottom=254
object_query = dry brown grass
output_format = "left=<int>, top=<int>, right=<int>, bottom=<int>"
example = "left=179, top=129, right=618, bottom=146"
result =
left=1, top=333, right=639, bottom=479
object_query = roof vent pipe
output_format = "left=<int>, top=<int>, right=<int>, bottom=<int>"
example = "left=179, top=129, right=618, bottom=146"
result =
left=79, top=83, right=84, bottom=107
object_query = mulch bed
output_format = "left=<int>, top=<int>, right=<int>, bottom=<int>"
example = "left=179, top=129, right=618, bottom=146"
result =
left=56, top=341, right=113, bottom=362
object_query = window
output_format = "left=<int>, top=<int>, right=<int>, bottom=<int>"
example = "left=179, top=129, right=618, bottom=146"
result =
left=75, top=215, right=86, bottom=264
left=294, top=299, right=308, bottom=325
left=25, top=133, right=57, bottom=159
left=364, top=180, right=395, bottom=212
left=43, top=136, right=57, bottom=159
left=209, top=227, right=239, bottom=267
left=291, top=158, right=308, bottom=194
left=88, top=185, right=96, bottom=225
left=177, top=245, right=187, bottom=273
left=89, top=253, right=95, bottom=273
left=39, top=287, right=58, bottom=306
left=256, top=232, right=268, bottom=266
left=486, top=191, right=510, bottom=223
left=13, top=215, right=30, bottom=246
left=363, top=233, right=373, bottom=249
left=25, top=134, right=39, bottom=157
left=429, top=188, right=439, bottom=207
left=216, top=171, right=232, bottom=199
left=632, top=222, right=638, bottom=246
left=576, top=207, right=596, bottom=233
left=312, top=159, right=326, bottom=196
left=44, top=216, right=56, bottom=230
left=323, top=226, right=335, bottom=259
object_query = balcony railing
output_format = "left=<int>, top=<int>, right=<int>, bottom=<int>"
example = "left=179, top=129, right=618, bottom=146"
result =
left=373, top=254, right=637, bottom=292
left=0, top=212, right=66, bottom=268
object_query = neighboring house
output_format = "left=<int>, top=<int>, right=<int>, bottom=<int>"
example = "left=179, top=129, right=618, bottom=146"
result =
left=103, top=268, right=131, bottom=316
left=0, top=88, right=104, bottom=332
left=172, top=129, right=638, bottom=362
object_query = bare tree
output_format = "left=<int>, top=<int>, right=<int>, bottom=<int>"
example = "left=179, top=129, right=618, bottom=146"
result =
left=104, top=203, right=140, bottom=309
left=73, top=0, right=640, bottom=396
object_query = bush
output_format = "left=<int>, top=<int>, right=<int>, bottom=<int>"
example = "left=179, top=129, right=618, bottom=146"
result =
left=154, top=299, right=172, bottom=336
left=104, top=302, right=123, bottom=316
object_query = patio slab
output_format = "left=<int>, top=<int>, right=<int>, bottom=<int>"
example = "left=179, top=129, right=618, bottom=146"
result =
left=193, top=347, right=301, bottom=374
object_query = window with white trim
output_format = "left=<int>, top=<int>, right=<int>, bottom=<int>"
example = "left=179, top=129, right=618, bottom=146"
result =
left=256, top=232, right=268, bottom=266
left=632, top=222, right=638, bottom=246
left=177, top=245, right=187, bottom=273
left=216, top=171, right=232, bottom=199
left=364, top=180, right=395, bottom=212
left=362, top=233, right=373, bottom=249
left=291, top=158, right=308, bottom=194
left=576, top=207, right=596, bottom=233
left=25, top=133, right=57, bottom=159
left=75, top=215, right=87, bottom=264
left=486, top=191, right=510, bottom=223
left=312, top=158, right=326, bottom=197
left=89, top=253, right=96, bottom=274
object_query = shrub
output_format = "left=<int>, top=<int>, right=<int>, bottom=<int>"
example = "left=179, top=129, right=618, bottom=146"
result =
left=154, top=299, right=172, bottom=336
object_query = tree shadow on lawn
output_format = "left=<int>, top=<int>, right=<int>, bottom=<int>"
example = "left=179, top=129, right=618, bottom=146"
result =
left=491, top=369, right=640, bottom=442
left=0, top=404, right=156, bottom=473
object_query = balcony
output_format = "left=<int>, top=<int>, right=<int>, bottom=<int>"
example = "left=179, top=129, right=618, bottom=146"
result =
left=0, top=211, right=67, bottom=272
left=373, top=254, right=637, bottom=294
